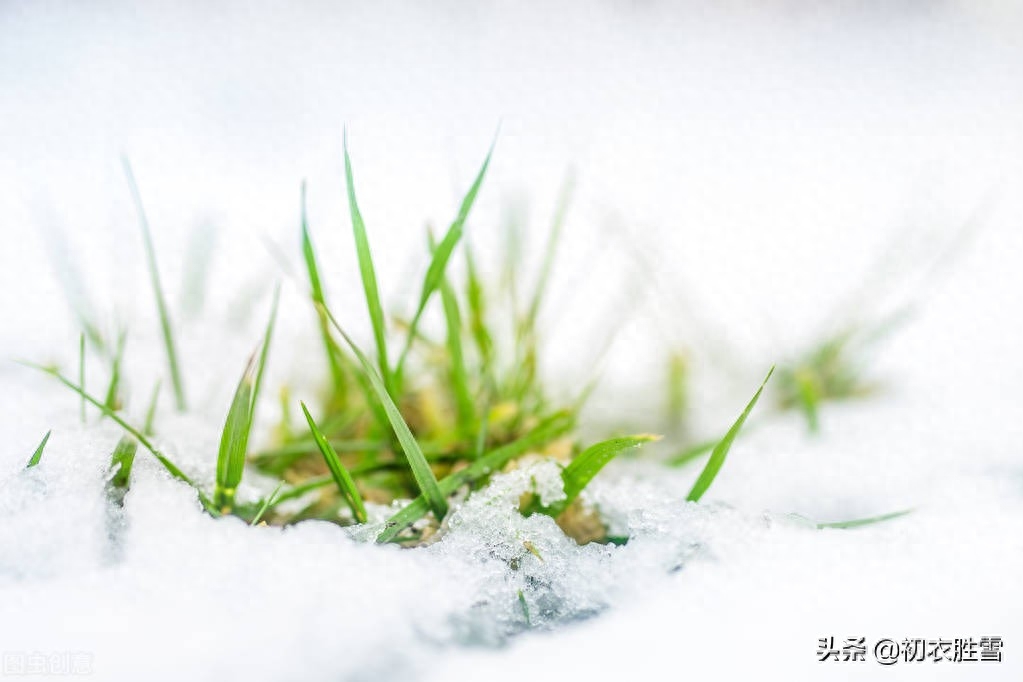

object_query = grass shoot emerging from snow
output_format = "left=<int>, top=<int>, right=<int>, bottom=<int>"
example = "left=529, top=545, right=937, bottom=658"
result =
left=26, top=139, right=908, bottom=550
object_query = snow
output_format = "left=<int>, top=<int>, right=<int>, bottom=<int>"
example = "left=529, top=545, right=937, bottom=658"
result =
left=2, top=1, right=1022, bottom=680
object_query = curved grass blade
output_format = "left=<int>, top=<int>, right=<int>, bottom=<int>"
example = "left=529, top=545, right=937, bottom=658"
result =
left=817, top=509, right=912, bottom=529
left=122, top=158, right=187, bottom=411
left=440, top=277, right=474, bottom=437
left=342, top=133, right=393, bottom=396
left=78, top=333, right=86, bottom=423
left=143, top=381, right=161, bottom=436
left=26, top=430, right=52, bottom=468
left=464, top=244, right=494, bottom=377
left=23, top=363, right=206, bottom=505
left=665, top=438, right=717, bottom=467
left=525, top=170, right=574, bottom=332
left=103, top=330, right=127, bottom=412
left=319, top=304, right=448, bottom=521
left=395, top=138, right=496, bottom=381
left=540, top=434, right=658, bottom=517
left=686, top=367, right=774, bottom=503
left=300, top=402, right=367, bottom=523
left=300, top=182, right=347, bottom=397
left=377, top=410, right=575, bottom=543
left=249, top=285, right=280, bottom=428
left=249, top=482, right=284, bottom=526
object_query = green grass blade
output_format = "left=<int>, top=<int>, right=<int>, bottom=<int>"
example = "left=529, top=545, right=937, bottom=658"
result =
left=24, top=363, right=204, bottom=500
left=143, top=381, right=161, bottom=436
left=377, top=410, right=575, bottom=543
left=440, top=277, right=475, bottom=437
left=249, top=482, right=284, bottom=526
left=26, top=430, right=52, bottom=468
left=214, top=289, right=279, bottom=511
left=817, top=509, right=912, bottom=529
left=320, top=304, right=448, bottom=520
left=300, top=182, right=348, bottom=397
left=78, top=333, right=86, bottom=423
left=300, top=402, right=368, bottom=523
left=395, top=139, right=495, bottom=380
left=464, top=244, right=494, bottom=375
left=342, top=134, right=393, bottom=396
left=542, top=434, right=658, bottom=517
left=686, top=367, right=774, bottom=503
left=214, top=355, right=255, bottom=511
left=518, top=590, right=531, bottom=627
left=122, top=158, right=187, bottom=411
left=108, top=435, right=138, bottom=491
left=665, top=438, right=717, bottom=467
left=103, top=330, right=127, bottom=412
left=249, top=285, right=280, bottom=429
left=525, top=170, right=574, bottom=331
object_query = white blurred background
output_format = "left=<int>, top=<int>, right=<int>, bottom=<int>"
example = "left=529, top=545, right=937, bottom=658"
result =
left=2, top=1, right=1020, bottom=407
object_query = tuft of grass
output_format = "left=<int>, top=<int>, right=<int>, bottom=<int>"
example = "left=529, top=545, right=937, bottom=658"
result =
left=687, top=367, right=774, bottom=503
left=319, top=304, right=449, bottom=522
left=29, top=137, right=903, bottom=557
left=776, top=311, right=908, bottom=433
left=26, top=430, right=52, bottom=468
left=300, top=402, right=367, bottom=523
left=122, top=158, right=187, bottom=411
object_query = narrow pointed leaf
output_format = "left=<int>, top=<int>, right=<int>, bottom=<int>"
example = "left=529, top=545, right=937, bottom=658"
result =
left=249, top=482, right=284, bottom=526
left=300, top=182, right=347, bottom=395
left=686, top=367, right=774, bottom=503
left=78, top=333, right=86, bottom=423
left=342, top=134, right=392, bottom=395
left=440, top=277, right=474, bottom=436
left=301, top=402, right=367, bottom=523
left=396, top=139, right=495, bottom=378
left=122, top=158, right=187, bottom=411
left=817, top=509, right=912, bottom=529
left=26, top=430, right=51, bottom=468
left=541, top=434, right=658, bottom=517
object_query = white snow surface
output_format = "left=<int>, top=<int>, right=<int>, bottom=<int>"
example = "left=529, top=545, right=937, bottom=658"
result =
left=1, top=2, right=1022, bottom=680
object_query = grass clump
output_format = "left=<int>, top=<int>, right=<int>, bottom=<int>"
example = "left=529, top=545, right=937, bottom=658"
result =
left=27, top=136, right=906, bottom=550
